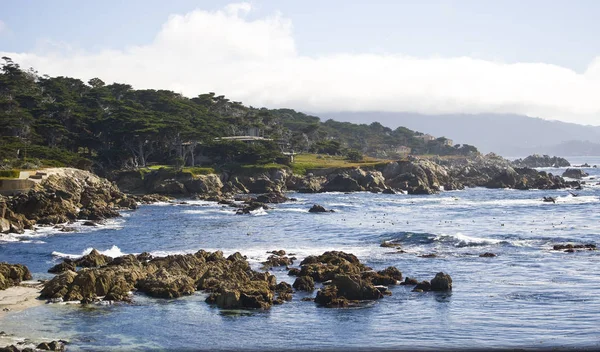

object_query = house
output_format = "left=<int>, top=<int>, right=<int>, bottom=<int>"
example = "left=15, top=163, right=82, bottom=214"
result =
left=416, top=134, right=436, bottom=142
left=444, top=139, right=454, bottom=146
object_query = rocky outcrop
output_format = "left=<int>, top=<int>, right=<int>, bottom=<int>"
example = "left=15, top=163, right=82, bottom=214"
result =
left=134, top=169, right=223, bottom=197
left=562, top=168, right=588, bottom=179
left=41, top=249, right=281, bottom=310
left=512, top=154, right=570, bottom=168
left=1, top=168, right=138, bottom=233
left=0, top=263, right=32, bottom=290
left=288, top=251, right=401, bottom=308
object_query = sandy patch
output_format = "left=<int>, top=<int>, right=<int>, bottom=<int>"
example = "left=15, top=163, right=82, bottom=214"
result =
left=0, top=282, right=44, bottom=320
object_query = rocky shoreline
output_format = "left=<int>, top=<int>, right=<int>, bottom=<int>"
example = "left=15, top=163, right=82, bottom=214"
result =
left=0, top=154, right=584, bottom=235
left=113, top=153, right=581, bottom=199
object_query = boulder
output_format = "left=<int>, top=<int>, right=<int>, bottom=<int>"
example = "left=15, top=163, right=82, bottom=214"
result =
left=562, top=168, right=588, bottom=179
left=430, top=272, right=453, bottom=291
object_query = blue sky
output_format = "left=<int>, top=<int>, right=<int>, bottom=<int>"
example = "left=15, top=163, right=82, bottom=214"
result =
left=1, top=1, right=600, bottom=124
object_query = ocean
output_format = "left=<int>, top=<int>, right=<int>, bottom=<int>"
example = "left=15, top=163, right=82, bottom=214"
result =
left=2, top=158, right=600, bottom=351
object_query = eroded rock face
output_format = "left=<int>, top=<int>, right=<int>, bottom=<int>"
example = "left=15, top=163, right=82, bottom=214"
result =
left=0, top=263, right=32, bottom=290
left=2, top=168, right=138, bottom=233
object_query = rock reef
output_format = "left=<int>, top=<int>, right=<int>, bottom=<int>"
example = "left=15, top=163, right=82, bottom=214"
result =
left=40, top=250, right=450, bottom=310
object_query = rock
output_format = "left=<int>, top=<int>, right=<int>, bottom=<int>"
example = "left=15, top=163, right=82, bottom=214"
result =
left=48, top=261, right=76, bottom=274
left=0, top=345, right=19, bottom=352
left=235, top=201, right=267, bottom=215
left=315, top=274, right=383, bottom=307
left=36, top=341, right=64, bottom=351
left=512, top=155, right=570, bottom=168
left=137, top=268, right=196, bottom=299
left=562, top=168, right=588, bottom=179
left=552, top=243, right=596, bottom=251
left=380, top=241, right=400, bottom=248
left=287, top=268, right=301, bottom=276
left=371, top=267, right=402, bottom=285
left=75, top=249, right=112, bottom=268
left=542, top=196, right=556, bottom=203
left=322, top=174, right=364, bottom=193
left=292, top=276, right=315, bottom=291
left=400, top=277, right=418, bottom=285
left=0, top=263, right=32, bottom=290
left=255, top=192, right=289, bottom=204
left=382, top=188, right=396, bottom=194
left=430, top=272, right=453, bottom=291
left=137, top=252, right=153, bottom=261
left=40, top=270, right=78, bottom=299
left=262, top=254, right=293, bottom=270
left=268, top=250, right=286, bottom=256
left=479, top=252, right=497, bottom=257
left=412, top=281, right=431, bottom=292
left=0, top=218, right=10, bottom=233
left=308, top=204, right=334, bottom=213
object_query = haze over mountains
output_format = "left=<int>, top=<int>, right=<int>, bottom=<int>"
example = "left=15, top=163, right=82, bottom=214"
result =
left=319, top=112, right=600, bottom=157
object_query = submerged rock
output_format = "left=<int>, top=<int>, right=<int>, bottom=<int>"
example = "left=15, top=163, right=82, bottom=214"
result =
left=308, top=204, right=334, bottom=213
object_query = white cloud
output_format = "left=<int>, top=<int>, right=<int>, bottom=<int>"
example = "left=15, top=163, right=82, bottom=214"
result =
left=3, top=2, right=600, bottom=125
left=0, top=20, right=6, bottom=34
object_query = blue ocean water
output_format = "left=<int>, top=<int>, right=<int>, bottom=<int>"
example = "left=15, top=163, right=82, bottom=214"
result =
left=2, top=159, right=600, bottom=351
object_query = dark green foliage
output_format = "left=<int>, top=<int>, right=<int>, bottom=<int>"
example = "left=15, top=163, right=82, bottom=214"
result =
left=202, top=140, right=283, bottom=165
left=345, top=150, right=363, bottom=162
left=0, top=58, right=477, bottom=171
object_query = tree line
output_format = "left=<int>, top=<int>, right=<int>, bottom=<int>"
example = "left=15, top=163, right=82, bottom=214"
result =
left=0, top=57, right=478, bottom=171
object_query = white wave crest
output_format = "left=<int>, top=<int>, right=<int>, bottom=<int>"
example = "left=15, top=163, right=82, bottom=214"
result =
left=52, top=245, right=126, bottom=259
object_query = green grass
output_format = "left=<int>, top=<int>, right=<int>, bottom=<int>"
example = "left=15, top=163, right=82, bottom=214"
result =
left=237, top=163, right=289, bottom=175
left=291, top=154, right=390, bottom=175
left=0, top=170, right=20, bottom=178
left=182, top=167, right=216, bottom=176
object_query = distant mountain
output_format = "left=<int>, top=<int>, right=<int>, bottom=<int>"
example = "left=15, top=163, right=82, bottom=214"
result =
left=317, top=112, right=600, bottom=157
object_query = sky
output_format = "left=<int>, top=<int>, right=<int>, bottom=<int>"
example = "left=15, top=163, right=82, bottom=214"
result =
left=1, top=0, right=600, bottom=125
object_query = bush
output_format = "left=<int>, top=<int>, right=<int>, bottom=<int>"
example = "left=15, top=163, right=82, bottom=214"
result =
left=345, top=150, right=363, bottom=162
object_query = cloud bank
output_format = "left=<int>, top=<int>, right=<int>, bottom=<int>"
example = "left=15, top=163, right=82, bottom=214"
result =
left=2, top=3, right=600, bottom=125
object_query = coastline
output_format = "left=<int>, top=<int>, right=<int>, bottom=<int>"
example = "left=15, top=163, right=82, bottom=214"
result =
left=0, top=283, right=44, bottom=320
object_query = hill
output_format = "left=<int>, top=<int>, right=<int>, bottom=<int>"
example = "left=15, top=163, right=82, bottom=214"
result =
left=318, top=112, right=600, bottom=156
